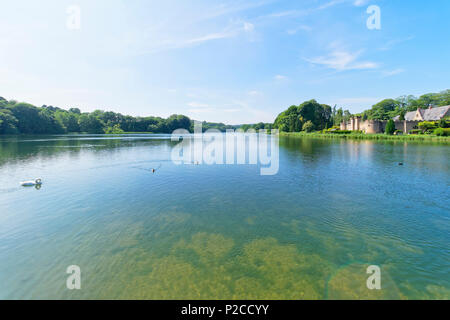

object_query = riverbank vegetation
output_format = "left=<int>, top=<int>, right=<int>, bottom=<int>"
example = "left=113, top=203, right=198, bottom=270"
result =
left=272, top=89, right=450, bottom=142
left=0, top=96, right=246, bottom=135
left=2, top=89, right=449, bottom=137
left=280, top=131, right=450, bottom=143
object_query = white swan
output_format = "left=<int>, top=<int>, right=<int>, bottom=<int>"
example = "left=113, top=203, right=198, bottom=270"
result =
left=21, top=178, right=42, bottom=186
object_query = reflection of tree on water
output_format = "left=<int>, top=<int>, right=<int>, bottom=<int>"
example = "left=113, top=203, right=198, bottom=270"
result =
left=0, top=135, right=175, bottom=167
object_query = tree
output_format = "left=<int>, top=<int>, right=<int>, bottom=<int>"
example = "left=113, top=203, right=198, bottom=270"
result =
left=274, top=100, right=335, bottom=132
left=105, top=124, right=124, bottom=134
left=418, top=121, right=437, bottom=134
left=302, top=121, right=315, bottom=132
left=366, top=99, right=400, bottom=120
left=439, top=118, right=448, bottom=128
left=385, top=119, right=395, bottom=135
left=78, top=114, right=105, bottom=133
left=0, top=110, right=19, bottom=134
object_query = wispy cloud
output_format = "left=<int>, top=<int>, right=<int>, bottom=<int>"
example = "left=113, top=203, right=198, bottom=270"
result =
left=200, top=0, right=274, bottom=21
left=244, top=22, right=255, bottom=32
left=188, top=102, right=210, bottom=108
left=379, top=36, right=415, bottom=51
left=184, top=31, right=237, bottom=46
left=318, top=0, right=347, bottom=10
left=287, top=25, right=312, bottom=35
left=261, top=0, right=347, bottom=20
left=248, top=90, right=262, bottom=96
left=381, top=68, right=405, bottom=78
left=353, top=0, right=370, bottom=7
left=139, top=21, right=253, bottom=53
left=305, top=49, right=379, bottom=71
left=188, top=108, right=215, bottom=113
left=274, top=75, right=288, bottom=80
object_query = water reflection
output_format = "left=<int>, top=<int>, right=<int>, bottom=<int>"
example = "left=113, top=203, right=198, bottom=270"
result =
left=0, top=134, right=448, bottom=299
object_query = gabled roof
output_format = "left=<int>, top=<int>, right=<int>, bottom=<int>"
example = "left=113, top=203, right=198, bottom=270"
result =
left=423, top=105, right=450, bottom=120
left=393, top=110, right=416, bottom=121
left=393, top=106, right=450, bottom=121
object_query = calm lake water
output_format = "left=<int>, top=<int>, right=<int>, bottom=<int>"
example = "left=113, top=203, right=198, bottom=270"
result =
left=0, top=134, right=449, bottom=299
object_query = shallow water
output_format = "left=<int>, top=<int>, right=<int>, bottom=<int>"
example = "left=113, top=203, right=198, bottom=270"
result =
left=0, top=134, right=449, bottom=299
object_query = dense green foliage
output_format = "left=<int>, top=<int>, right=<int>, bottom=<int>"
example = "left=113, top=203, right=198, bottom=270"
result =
left=358, top=89, right=450, bottom=120
left=302, top=120, right=315, bottom=132
left=280, top=131, right=450, bottom=143
left=272, top=90, right=449, bottom=134
left=418, top=121, right=438, bottom=134
left=434, top=128, right=450, bottom=136
left=0, top=96, right=248, bottom=134
left=239, top=122, right=273, bottom=132
left=273, top=100, right=336, bottom=132
left=3, top=88, right=449, bottom=135
left=385, top=119, right=396, bottom=135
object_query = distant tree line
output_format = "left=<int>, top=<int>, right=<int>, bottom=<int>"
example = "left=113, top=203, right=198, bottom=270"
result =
left=3, top=89, right=449, bottom=135
left=0, top=96, right=243, bottom=135
left=357, top=89, right=450, bottom=120
left=273, top=89, right=450, bottom=133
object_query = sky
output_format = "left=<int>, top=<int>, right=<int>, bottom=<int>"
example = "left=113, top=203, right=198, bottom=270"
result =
left=0, top=0, right=449, bottom=124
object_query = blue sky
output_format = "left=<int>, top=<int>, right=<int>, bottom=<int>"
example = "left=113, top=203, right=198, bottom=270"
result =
left=1, top=0, right=449, bottom=124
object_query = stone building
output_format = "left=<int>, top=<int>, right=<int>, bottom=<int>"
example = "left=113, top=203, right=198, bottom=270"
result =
left=340, top=105, right=450, bottom=134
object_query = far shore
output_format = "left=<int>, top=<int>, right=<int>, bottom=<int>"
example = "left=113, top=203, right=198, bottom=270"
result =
left=280, top=132, right=450, bottom=144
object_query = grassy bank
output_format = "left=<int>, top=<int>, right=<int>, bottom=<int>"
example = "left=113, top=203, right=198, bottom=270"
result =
left=280, top=132, right=450, bottom=144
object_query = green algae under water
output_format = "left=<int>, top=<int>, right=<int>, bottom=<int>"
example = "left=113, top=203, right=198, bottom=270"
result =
left=0, top=134, right=448, bottom=299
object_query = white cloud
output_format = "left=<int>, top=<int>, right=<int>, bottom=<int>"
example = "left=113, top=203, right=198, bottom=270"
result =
left=381, top=68, right=405, bottom=78
left=379, top=36, right=415, bottom=51
left=305, top=49, right=379, bottom=71
left=244, top=22, right=255, bottom=32
left=318, top=0, right=347, bottom=10
left=188, top=108, right=214, bottom=113
left=188, top=102, right=210, bottom=108
left=223, top=108, right=240, bottom=113
left=353, top=0, right=370, bottom=7
left=248, top=90, right=262, bottom=96
left=138, top=19, right=256, bottom=54
left=274, top=75, right=287, bottom=80
left=287, top=25, right=312, bottom=35
left=183, top=31, right=237, bottom=46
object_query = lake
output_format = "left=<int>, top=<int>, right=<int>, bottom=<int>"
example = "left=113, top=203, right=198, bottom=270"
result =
left=0, top=134, right=448, bottom=299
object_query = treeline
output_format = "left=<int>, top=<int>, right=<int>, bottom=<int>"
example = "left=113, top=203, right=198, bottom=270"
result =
left=273, top=89, right=450, bottom=133
left=273, top=100, right=351, bottom=132
left=239, top=123, right=273, bottom=131
left=0, top=96, right=241, bottom=134
left=357, top=89, right=450, bottom=120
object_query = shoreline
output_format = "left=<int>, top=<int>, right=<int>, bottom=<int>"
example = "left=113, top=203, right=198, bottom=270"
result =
left=280, top=132, right=450, bottom=144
